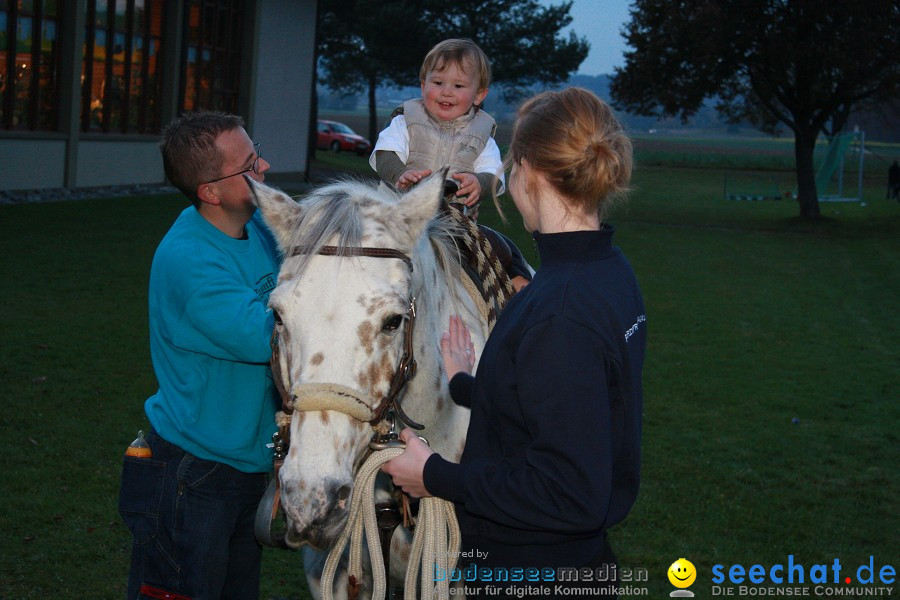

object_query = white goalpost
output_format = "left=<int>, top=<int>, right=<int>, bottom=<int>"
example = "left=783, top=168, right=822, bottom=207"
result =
left=816, top=129, right=866, bottom=203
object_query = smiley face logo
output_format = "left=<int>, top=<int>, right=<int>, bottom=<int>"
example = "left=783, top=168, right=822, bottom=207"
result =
left=668, top=558, right=697, bottom=588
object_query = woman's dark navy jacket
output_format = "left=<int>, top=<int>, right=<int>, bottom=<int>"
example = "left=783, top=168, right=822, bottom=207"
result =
left=424, top=226, right=646, bottom=571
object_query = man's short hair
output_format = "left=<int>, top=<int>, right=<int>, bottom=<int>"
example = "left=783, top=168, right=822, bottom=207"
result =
left=160, top=111, right=245, bottom=206
left=419, top=38, right=491, bottom=91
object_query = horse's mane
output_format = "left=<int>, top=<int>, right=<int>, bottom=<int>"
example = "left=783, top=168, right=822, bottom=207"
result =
left=284, top=178, right=463, bottom=288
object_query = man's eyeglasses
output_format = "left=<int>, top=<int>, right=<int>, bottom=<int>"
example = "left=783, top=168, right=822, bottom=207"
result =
left=203, top=143, right=262, bottom=184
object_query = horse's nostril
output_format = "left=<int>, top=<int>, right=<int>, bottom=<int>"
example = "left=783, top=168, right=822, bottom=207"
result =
left=333, top=484, right=352, bottom=511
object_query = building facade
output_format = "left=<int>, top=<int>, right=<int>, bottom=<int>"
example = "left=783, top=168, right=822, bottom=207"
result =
left=0, top=0, right=317, bottom=191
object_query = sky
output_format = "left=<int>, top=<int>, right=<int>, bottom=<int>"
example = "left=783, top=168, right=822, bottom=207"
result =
left=541, top=0, right=633, bottom=76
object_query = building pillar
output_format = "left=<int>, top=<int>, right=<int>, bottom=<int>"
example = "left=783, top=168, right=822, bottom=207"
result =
left=59, top=0, right=87, bottom=189
left=159, top=0, right=185, bottom=129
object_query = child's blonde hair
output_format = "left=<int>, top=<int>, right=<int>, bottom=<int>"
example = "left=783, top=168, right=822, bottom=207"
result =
left=419, top=38, right=491, bottom=91
left=505, top=87, right=632, bottom=217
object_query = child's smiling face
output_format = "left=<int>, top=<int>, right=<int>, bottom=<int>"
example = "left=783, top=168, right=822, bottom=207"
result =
left=421, top=59, right=488, bottom=122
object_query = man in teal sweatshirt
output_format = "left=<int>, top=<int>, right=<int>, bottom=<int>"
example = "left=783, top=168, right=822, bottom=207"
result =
left=119, top=111, right=280, bottom=600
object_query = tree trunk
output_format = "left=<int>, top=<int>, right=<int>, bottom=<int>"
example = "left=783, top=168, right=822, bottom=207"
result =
left=367, top=75, right=378, bottom=149
left=793, top=128, right=821, bottom=221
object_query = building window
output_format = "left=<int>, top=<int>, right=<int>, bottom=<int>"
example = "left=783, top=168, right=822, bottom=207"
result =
left=81, top=0, right=164, bottom=133
left=0, top=0, right=61, bottom=131
left=181, top=0, right=242, bottom=113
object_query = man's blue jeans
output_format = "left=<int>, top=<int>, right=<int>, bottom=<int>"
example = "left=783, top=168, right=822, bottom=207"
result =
left=119, top=431, right=268, bottom=600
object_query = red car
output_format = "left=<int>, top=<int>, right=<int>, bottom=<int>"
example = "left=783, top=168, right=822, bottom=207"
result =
left=316, top=120, right=372, bottom=155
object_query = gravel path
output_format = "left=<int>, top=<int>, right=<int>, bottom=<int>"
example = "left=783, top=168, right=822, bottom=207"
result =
left=0, top=183, right=179, bottom=205
left=0, top=164, right=370, bottom=206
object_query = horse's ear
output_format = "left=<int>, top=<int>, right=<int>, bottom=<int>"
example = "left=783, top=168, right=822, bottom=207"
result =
left=244, top=176, right=301, bottom=252
left=393, top=168, right=448, bottom=246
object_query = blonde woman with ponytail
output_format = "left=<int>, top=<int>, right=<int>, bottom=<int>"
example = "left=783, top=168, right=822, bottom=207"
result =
left=384, top=88, right=646, bottom=599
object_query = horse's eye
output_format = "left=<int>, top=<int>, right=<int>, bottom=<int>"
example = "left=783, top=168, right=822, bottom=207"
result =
left=382, top=314, right=404, bottom=333
left=273, top=309, right=283, bottom=327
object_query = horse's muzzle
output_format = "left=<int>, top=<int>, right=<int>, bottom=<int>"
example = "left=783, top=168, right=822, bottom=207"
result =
left=283, top=481, right=352, bottom=550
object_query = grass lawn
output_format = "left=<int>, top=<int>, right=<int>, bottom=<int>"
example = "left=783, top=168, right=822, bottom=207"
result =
left=0, top=156, right=897, bottom=598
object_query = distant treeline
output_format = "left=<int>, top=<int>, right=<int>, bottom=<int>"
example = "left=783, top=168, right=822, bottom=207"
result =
left=318, top=75, right=900, bottom=142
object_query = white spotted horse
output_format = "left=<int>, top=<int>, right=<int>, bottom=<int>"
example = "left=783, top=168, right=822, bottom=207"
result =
left=248, top=171, right=513, bottom=599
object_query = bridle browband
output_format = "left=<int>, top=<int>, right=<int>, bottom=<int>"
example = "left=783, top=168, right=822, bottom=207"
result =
left=306, top=245, right=413, bottom=272
left=270, top=244, right=424, bottom=431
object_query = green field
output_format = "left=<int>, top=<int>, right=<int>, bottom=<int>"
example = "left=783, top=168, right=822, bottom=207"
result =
left=321, top=108, right=900, bottom=178
left=1, top=142, right=898, bottom=598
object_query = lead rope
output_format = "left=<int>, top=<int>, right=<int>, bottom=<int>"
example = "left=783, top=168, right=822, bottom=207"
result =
left=321, top=446, right=461, bottom=600
left=405, top=482, right=460, bottom=600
